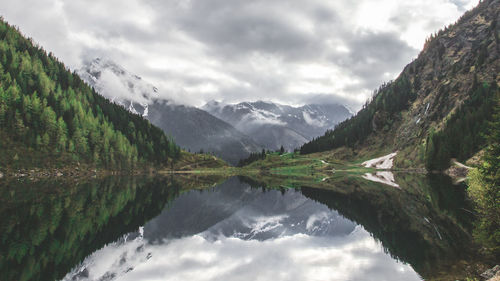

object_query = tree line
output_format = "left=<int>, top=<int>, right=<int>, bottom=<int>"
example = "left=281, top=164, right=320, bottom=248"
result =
left=237, top=146, right=286, bottom=167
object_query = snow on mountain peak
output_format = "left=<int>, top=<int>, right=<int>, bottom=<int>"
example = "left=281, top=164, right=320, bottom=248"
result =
left=78, top=58, right=159, bottom=117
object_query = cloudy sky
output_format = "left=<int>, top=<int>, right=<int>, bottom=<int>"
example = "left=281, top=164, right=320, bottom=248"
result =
left=2, top=0, right=477, bottom=109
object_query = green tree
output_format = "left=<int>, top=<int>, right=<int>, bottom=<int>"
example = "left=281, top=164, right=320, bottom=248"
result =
left=56, top=117, right=67, bottom=152
left=14, top=110, right=26, bottom=139
left=41, top=106, right=57, bottom=137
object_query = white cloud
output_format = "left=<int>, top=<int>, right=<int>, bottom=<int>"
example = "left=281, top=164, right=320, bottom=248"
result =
left=1, top=0, right=479, bottom=109
left=62, top=228, right=421, bottom=281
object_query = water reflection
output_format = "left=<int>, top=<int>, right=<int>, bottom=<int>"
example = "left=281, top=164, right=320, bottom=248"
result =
left=362, top=171, right=400, bottom=188
left=0, top=173, right=477, bottom=281
left=0, top=176, right=182, bottom=281
left=62, top=178, right=420, bottom=281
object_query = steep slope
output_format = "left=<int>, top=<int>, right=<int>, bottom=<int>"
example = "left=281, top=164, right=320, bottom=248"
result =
left=78, top=58, right=261, bottom=165
left=301, top=0, right=500, bottom=170
left=0, top=20, right=180, bottom=170
left=203, top=100, right=352, bottom=151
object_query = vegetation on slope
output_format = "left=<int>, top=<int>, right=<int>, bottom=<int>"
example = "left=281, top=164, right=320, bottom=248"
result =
left=0, top=18, right=180, bottom=170
left=425, top=80, right=498, bottom=170
left=467, top=95, right=500, bottom=257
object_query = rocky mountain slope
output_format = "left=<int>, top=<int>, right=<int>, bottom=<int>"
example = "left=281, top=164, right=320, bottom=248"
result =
left=203, top=100, right=352, bottom=151
left=78, top=58, right=261, bottom=164
left=301, top=0, right=500, bottom=170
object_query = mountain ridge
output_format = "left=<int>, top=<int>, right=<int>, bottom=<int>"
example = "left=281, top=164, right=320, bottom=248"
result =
left=203, top=100, right=352, bottom=151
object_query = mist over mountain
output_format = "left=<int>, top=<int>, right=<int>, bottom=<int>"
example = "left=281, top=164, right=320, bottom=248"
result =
left=78, top=58, right=156, bottom=117
left=203, top=101, right=352, bottom=151
left=78, top=58, right=261, bottom=164
left=77, top=58, right=353, bottom=161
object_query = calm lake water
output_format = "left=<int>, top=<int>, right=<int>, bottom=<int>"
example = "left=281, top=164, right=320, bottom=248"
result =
left=0, top=173, right=476, bottom=281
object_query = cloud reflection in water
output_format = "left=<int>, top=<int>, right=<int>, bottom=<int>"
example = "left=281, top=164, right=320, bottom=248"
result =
left=62, top=180, right=422, bottom=281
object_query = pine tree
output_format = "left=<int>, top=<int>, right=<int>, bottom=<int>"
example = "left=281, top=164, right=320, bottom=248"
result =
left=56, top=117, right=67, bottom=152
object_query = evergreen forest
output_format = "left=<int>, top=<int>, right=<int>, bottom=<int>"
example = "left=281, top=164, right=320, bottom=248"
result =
left=0, top=19, right=180, bottom=169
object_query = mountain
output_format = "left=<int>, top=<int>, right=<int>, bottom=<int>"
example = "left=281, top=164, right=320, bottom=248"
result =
left=78, top=58, right=261, bottom=164
left=0, top=19, right=180, bottom=169
left=77, top=58, right=156, bottom=118
left=300, top=0, right=500, bottom=171
left=203, top=100, right=352, bottom=151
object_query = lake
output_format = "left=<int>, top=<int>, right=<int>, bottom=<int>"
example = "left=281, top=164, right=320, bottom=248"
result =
left=0, top=173, right=479, bottom=280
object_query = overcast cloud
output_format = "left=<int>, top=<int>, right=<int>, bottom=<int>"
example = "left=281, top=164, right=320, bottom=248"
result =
left=1, top=0, right=478, bottom=109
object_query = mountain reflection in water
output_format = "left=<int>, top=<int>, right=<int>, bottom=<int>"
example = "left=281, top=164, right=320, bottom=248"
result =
left=62, top=177, right=419, bottom=281
left=0, top=173, right=475, bottom=281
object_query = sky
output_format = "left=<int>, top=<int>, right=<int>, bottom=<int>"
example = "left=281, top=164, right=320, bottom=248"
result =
left=2, top=0, right=478, bottom=109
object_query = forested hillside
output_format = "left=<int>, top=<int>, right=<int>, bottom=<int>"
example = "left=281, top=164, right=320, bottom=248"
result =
left=467, top=94, right=500, bottom=255
left=0, top=18, right=180, bottom=169
left=300, top=0, right=500, bottom=171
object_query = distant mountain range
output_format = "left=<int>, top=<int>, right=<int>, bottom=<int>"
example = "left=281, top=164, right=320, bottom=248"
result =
left=78, top=58, right=352, bottom=163
left=78, top=58, right=261, bottom=164
left=203, top=100, right=352, bottom=151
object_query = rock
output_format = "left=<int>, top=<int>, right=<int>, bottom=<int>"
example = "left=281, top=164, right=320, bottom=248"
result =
left=444, top=165, right=469, bottom=178
left=0, top=171, right=3, bottom=179
left=56, top=172, right=63, bottom=177
left=481, top=265, right=500, bottom=280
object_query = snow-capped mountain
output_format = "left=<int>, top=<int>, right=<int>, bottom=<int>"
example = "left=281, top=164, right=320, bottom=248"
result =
left=203, top=100, right=352, bottom=151
left=77, top=58, right=156, bottom=117
left=78, top=58, right=261, bottom=164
